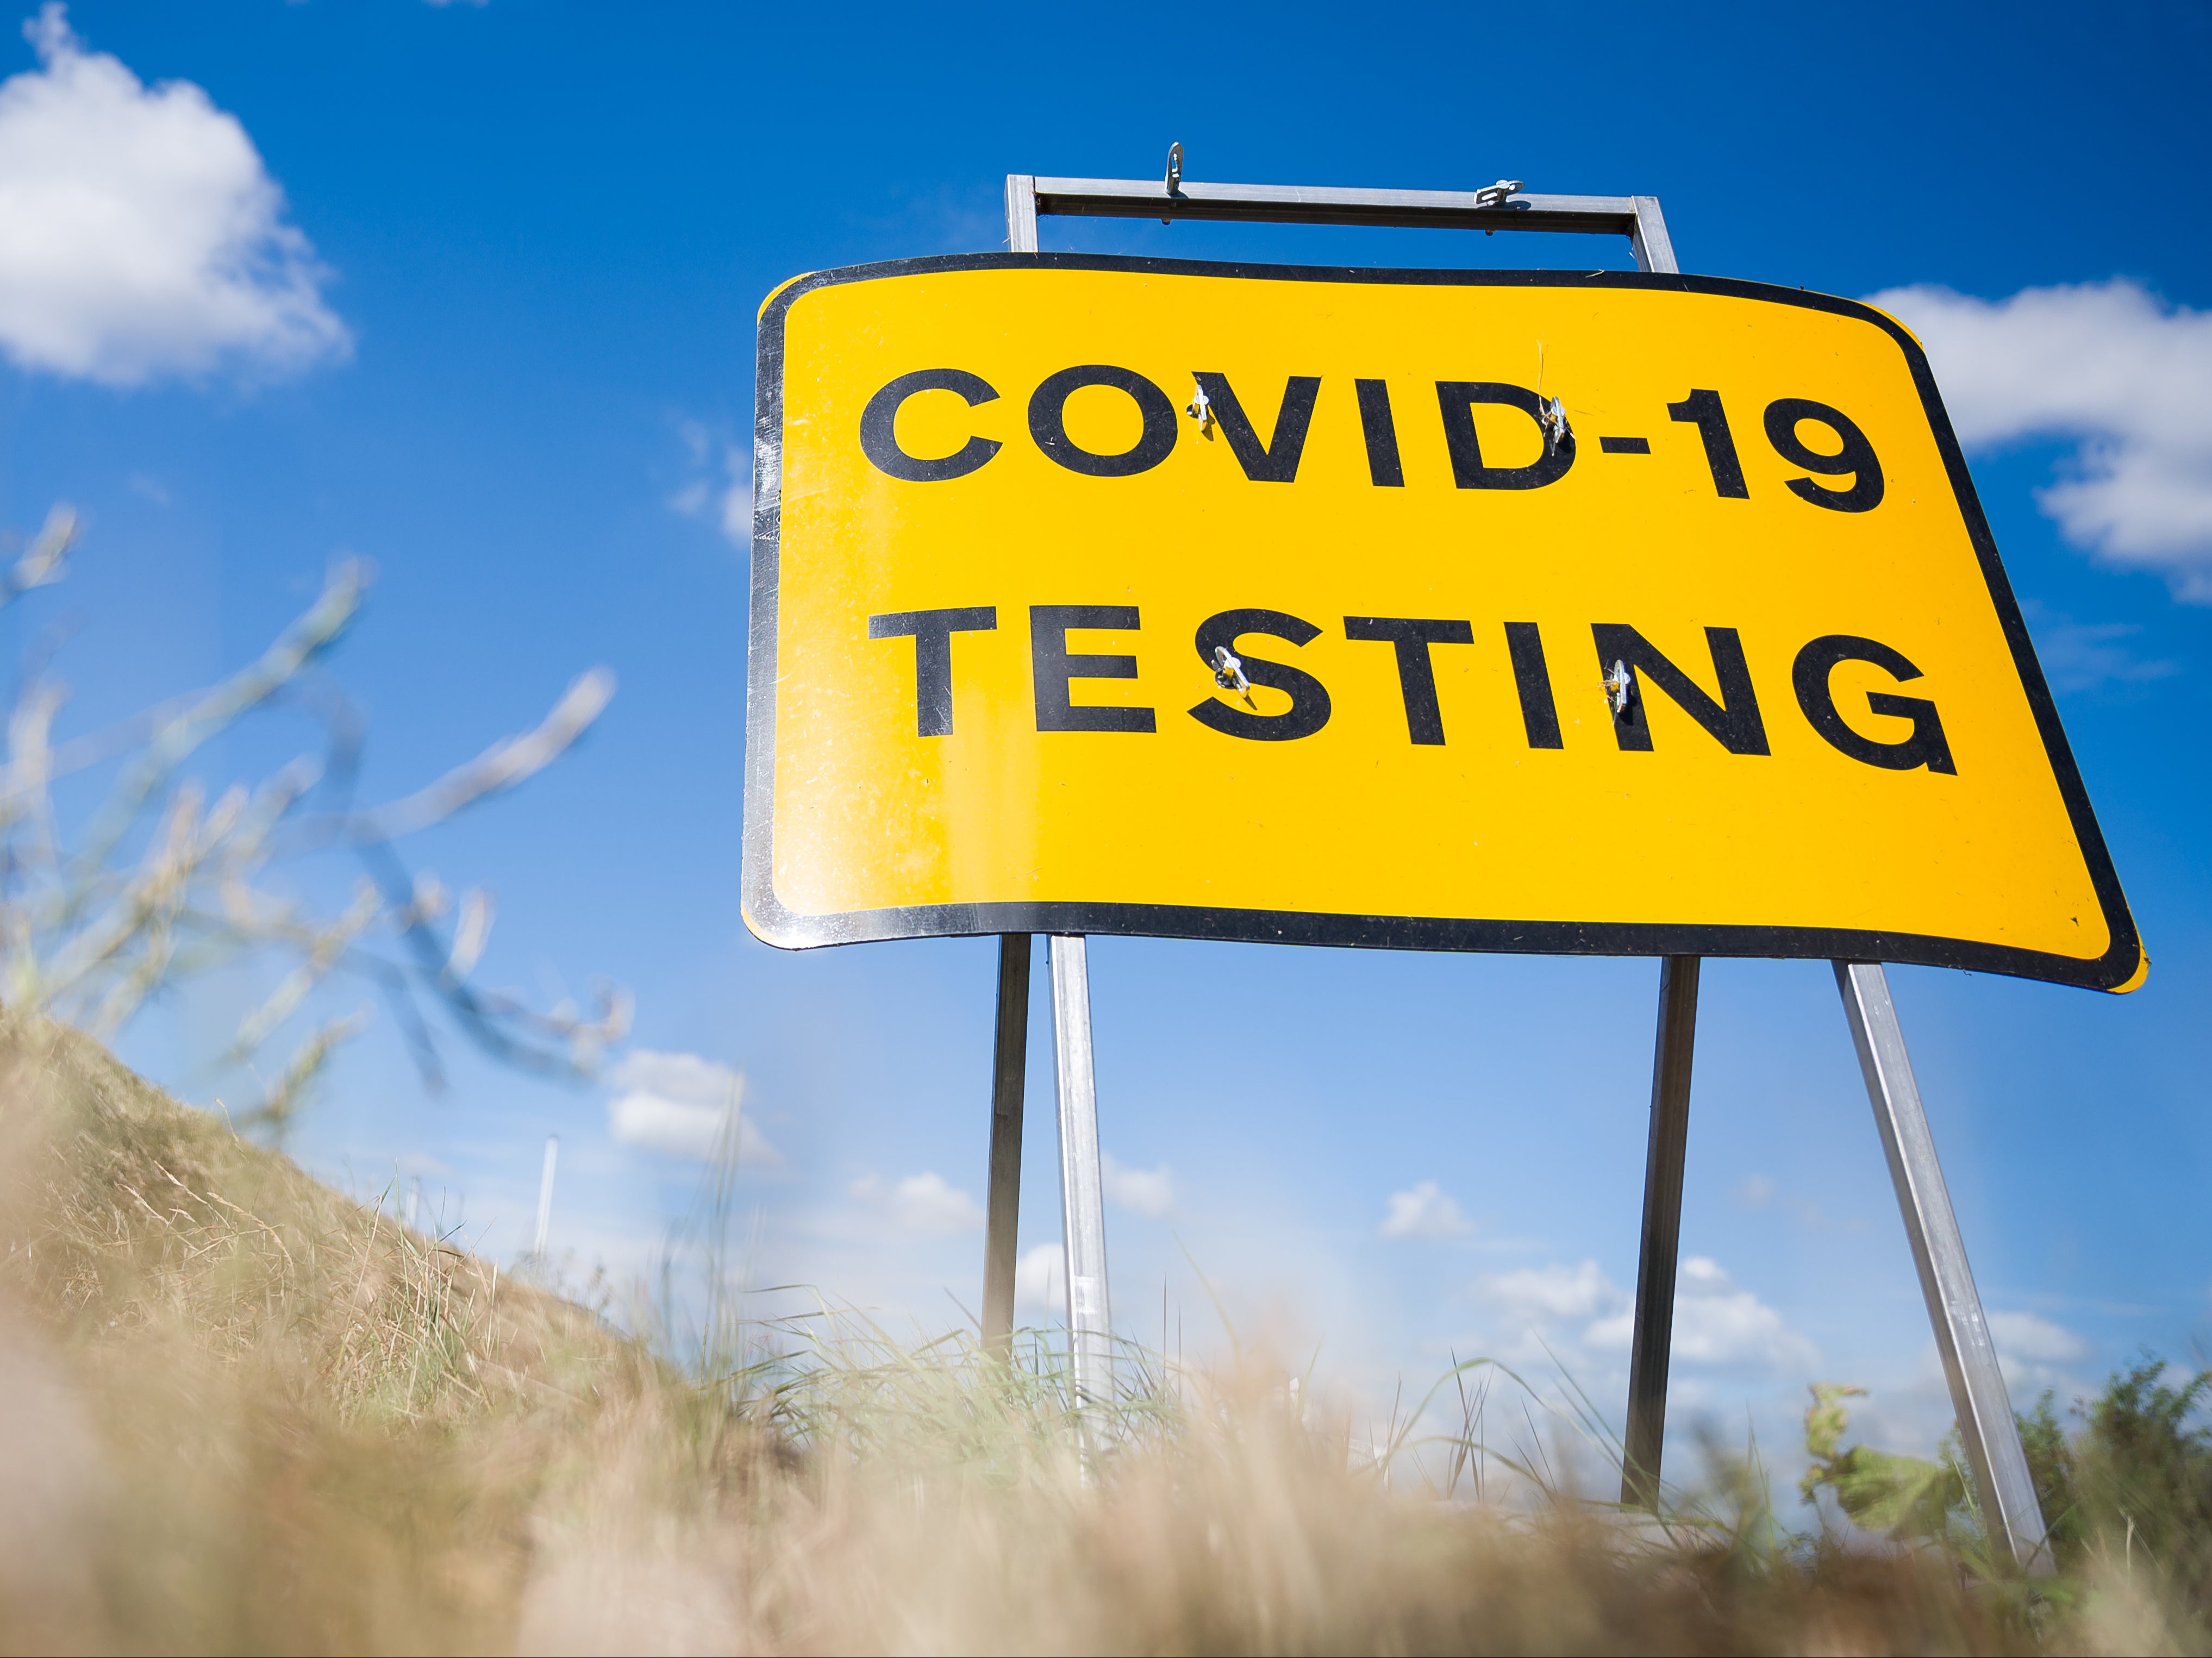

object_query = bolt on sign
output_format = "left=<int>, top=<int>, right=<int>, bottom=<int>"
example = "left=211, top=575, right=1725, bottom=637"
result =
left=745, top=255, right=2144, bottom=992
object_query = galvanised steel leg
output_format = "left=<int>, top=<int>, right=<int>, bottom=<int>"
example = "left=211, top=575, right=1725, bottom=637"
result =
left=989, top=177, right=1043, bottom=1373
left=1835, top=960, right=2052, bottom=1573
left=1617, top=201, right=1684, bottom=1507
left=1622, top=956, right=1700, bottom=1508
left=980, top=934, right=1031, bottom=1361
left=1005, top=173, right=1039, bottom=254
left=1049, top=934, right=1113, bottom=1405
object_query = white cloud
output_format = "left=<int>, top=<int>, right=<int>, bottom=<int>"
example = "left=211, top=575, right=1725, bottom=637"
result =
left=0, top=6, right=348, bottom=385
left=1014, top=1242, right=1061, bottom=1308
left=667, top=418, right=749, bottom=545
left=1379, top=1179, right=1473, bottom=1240
left=605, top=1048, right=776, bottom=1164
left=1869, top=278, right=2212, bottom=597
left=1987, top=1309, right=2089, bottom=1364
left=2020, top=604, right=2180, bottom=693
left=609, top=1048, right=737, bottom=1105
left=1480, top=1256, right=1817, bottom=1373
left=1664, top=1257, right=1820, bottom=1372
left=1101, top=1152, right=1173, bottom=1217
left=1914, top=1310, right=2095, bottom=1405
left=1478, top=1258, right=1617, bottom=1323
left=849, top=1171, right=984, bottom=1236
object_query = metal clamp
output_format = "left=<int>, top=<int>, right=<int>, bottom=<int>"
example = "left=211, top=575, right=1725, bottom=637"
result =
left=1185, top=378, right=1215, bottom=437
left=1163, top=141, right=1184, bottom=224
left=1540, top=395, right=1572, bottom=456
left=1474, top=177, right=1524, bottom=208
left=1211, top=645, right=1254, bottom=707
left=1603, top=659, right=1634, bottom=717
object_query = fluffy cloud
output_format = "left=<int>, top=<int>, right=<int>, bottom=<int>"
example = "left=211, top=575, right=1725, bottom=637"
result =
left=849, top=1171, right=984, bottom=1235
left=1667, top=1257, right=1820, bottom=1372
left=1102, top=1153, right=1173, bottom=1217
left=0, top=7, right=348, bottom=384
left=1478, top=1256, right=1817, bottom=1373
left=1379, top=1180, right=1474, bottom=1240
left=1869, top=278, right=2212, bottom=598
left=1479, top=1259, right=1617, bottom=1324
left=605, top=1048, right=777, bottom=1164
left=1015, top=1242, right=1061, bottom=1308
left=1986, top=1309, right=2089, bottom=1365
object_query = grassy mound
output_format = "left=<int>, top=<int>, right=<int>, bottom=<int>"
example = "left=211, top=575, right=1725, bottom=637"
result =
left=0, top=1008, right=666, bottom=1651
left=0, top=1010, right=2196, bottom=1654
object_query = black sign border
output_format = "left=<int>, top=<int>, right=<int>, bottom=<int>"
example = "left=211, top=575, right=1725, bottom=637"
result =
left=746, top=253, right=2144, bottom=993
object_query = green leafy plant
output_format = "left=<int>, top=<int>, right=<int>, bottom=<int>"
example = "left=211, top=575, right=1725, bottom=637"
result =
left=1799, top=1382, right=1972, bottom=1546
left=1801, top=1357, right=2212, bottom=1643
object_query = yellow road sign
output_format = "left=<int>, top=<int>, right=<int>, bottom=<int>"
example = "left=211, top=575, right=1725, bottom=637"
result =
left=745, top=256, right=2144, bottom=992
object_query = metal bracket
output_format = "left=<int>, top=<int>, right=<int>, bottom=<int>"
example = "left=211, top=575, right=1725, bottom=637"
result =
left=1014, top=171, right=1674, bottom=265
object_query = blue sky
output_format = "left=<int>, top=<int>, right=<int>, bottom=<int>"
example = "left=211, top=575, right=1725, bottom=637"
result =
left=3, top=0, right=2209, bottom=1492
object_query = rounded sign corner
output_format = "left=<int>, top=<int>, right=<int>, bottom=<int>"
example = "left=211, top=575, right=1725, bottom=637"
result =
left=1854, top=298, right=1926, bottom=353
left=739, top=886, right=816, bottom=953
left=757, top=273, right=813, bottom=323
left=2106, top=943, right=2151, bottom=995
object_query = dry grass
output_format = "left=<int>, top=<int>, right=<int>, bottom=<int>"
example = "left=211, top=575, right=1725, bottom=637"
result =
left=0, top=1006, right=649, bottom=1653
left=0, top=1008, right=2195, bottom=1655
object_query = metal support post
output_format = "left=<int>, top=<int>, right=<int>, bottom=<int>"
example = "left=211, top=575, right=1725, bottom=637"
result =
left=1619, top=208, right=1685, bottom=1511
left=1049, top=934, right=1113, bottom=1404
left=1619, top=201, right=1681, bottom=1512
left=1835, top=961, right=2052, bottom=1573
left=1006, top=173, right=1039, bottom=254
left=1009, top=173, right=1111, bottom=1407
left=1628, top=196, right=1677, bottom=277
left=532, top=1133, right=559, bottom=1261
left=1622, top=956, right=1699, bottom=1507
left=981, top=934, right=1032, bottom=1359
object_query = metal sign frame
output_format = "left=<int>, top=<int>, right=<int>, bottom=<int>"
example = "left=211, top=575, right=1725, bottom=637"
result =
left=746, top=258, right=2138, bottom=987
left=805, top=162, right=2055, bottom=1569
